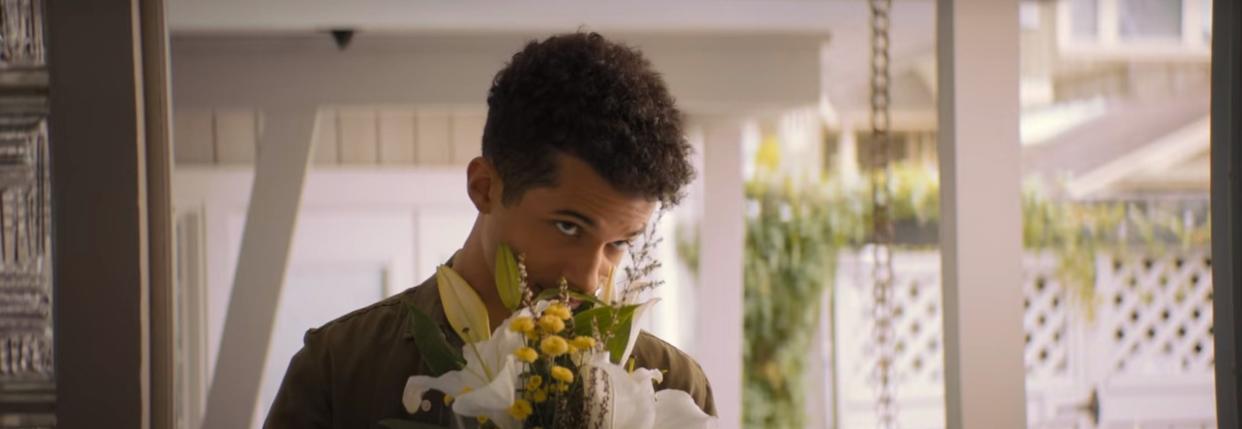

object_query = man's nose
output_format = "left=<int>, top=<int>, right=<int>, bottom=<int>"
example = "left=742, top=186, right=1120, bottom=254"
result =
left=564, top=248, right=609, bottom=296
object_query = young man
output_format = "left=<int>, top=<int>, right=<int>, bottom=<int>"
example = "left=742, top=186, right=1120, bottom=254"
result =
left=264, top=32, right=715, bottom=428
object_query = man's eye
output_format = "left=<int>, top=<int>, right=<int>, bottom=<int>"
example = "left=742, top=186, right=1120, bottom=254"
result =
left=554, top=221, right=581, bottom=237
left=609, top=240, right=632, bottom=250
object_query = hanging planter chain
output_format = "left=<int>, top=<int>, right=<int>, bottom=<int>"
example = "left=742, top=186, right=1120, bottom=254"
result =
left=868, top=0, right=899, bottom=427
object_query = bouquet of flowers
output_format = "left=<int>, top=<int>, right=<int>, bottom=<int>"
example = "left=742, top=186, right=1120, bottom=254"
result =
left=383, top=238, right=715, bottom=429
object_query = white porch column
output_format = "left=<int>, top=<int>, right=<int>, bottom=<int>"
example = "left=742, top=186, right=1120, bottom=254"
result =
left=203, top=107, right=318, bottom=428
left=936, top=1, right=1028, bottom=428
left=836, top=124, right=862, bottom=186
left=698, top=117, right=745, bottom=428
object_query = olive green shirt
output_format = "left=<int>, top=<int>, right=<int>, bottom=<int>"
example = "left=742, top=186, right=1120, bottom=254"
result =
left=263, top=275, right=715, bottom=428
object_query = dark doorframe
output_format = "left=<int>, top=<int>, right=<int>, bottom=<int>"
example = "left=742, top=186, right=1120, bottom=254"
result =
left=1212, top=0, right=1241, bottom=427
left=47, top=0, right=172, bottom=427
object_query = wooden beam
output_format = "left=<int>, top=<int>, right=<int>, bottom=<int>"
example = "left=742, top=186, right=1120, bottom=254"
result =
left=202, top=107, right=317, bottom=428
left=935, top=0, right=1028, bottom=428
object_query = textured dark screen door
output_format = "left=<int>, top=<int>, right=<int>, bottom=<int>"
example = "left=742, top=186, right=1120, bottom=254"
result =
left=0, top=1, right=54, bottom=427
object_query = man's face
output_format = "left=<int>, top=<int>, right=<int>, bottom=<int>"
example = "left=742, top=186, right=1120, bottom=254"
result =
left=480, top=154, right=657, bottom=301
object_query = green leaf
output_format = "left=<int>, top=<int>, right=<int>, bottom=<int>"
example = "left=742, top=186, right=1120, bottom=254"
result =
left=494, top=243, right=522, bottom=311
left=379, top=419, right=450, bottom=429
left=573, top=306, right=616, bottom=337
left=533, top=288, right=607, bottom=308
left=570, top=304, right=642, bottom=363
left=408, top=306, right=465, bottom=375
left=606, top=304, right=640, bottom=363
left=533, top=287, right=559, bottom=302
left=567, top=290, right=607, bottom=307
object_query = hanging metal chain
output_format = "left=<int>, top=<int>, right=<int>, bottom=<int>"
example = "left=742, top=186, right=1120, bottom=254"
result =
left=868, top=0, right=898, bottom=427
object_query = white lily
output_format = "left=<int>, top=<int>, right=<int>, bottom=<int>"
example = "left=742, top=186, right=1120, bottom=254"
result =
left=581, top=352, right=715, bottom=429
left=403, top=310, right=529, bottom=429
left=580, top=297, right=714, bottom=429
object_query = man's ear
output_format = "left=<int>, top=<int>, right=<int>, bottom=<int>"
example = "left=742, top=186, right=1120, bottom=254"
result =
left=466, top=157, right=501, bottom=214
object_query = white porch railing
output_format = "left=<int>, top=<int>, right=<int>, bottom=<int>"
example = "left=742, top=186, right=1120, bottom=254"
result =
left=833, top=249, right=1216, bottom=429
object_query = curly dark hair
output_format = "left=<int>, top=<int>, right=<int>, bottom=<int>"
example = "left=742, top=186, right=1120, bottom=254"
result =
left=482, top=32, right=694, bottom=206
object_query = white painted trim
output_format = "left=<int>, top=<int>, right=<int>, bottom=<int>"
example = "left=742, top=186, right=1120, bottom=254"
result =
left=174, top=166, right=472, bottom=208
left=1055, top=0, right=1212, bottom=61
left=937, top=0, right=1028, bottom=428
left=173, top=208, right=210, bottom=429
left=169, top=34, right=824, bottom=113
left=169, top=0, right=844, bottom=34
left=1066, top=115, right=1211, bottom=198
left=697, top=117, right=745, bottom=427
left=202, top=108, right=318, bottom=428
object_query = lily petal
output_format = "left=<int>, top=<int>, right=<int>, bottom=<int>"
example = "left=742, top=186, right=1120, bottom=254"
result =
left=461, top=310, right=528, bottom=378
left=583, top=353, right=657, bottom=429
left=452, top=357, right=521, bottom=429
left=437, top=265, right=491, bottom=343
left=402, top=316, right=529, bottom=415
left=601, top=266, right=616, bottom=305
left=402, top=371, right=469, bottom=414
left=652, top=390, right=715, bottom=429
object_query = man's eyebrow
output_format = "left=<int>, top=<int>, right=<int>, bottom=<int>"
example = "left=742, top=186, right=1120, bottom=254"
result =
left=554, top=209, right=647, bottom=239
left=553, top=209, right=597, bottom=228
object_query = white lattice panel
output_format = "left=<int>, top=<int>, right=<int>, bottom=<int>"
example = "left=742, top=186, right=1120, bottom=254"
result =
left=1024, top=253, right=1074, bottom=381
left=834, top=250, right=945, bottom=429
left=832, top=249, right=1215, bottom=429
left=1091, top=251, right=1216, bottom=428
left=1095, top=251, right=1214, bottom=376
left=1023, top=253, right=1093, bottom=428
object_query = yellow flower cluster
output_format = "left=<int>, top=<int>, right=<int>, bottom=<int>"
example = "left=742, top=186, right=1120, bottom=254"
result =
left=523, top=373, right=551, bottom=404
left=550, top=365, right=574, bottom=383
left=504, top=299, right=605, bottom=422
left=570, top=336, right=596, bottom=350
left=544, top=302, right=572, bottom=320
left=525, top=375, right=543, bottom=391
left=514, top=347, right=538, bottom=363
left=540, top=336, right=569, bottom=357
left=509, top=316, right=535, bottom=334
left=538, top=315, right=565, bottom=334
left=507, top=399, right=533, bottom=420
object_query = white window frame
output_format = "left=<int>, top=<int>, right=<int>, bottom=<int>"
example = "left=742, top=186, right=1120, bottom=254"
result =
left=1056, top=0, right=1211, bottom=60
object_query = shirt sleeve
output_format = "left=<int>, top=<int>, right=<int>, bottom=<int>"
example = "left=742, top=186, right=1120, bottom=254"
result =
left=263, top=328, right=332, bottom=429
left=636, top=331, right=718, bottom=417
left=687, top=359, right=717, bottom=417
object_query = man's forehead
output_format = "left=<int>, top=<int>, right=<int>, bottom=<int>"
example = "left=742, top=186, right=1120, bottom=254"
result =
left=530, top=186, right=655, bottom=224
left=521, top=174, right=656, bottom=233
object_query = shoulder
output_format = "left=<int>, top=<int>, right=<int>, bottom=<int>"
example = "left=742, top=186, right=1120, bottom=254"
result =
left=300, top=278, right=445, bottom=364
left=267, top=288, right=421, bottom=427
left=305, top=291, right=410, bottom=345
left=631, top=331, right=717, bottom=416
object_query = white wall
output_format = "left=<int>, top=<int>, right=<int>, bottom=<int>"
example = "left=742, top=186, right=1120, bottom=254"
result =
left=174, top=167, right=475, bottom=428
